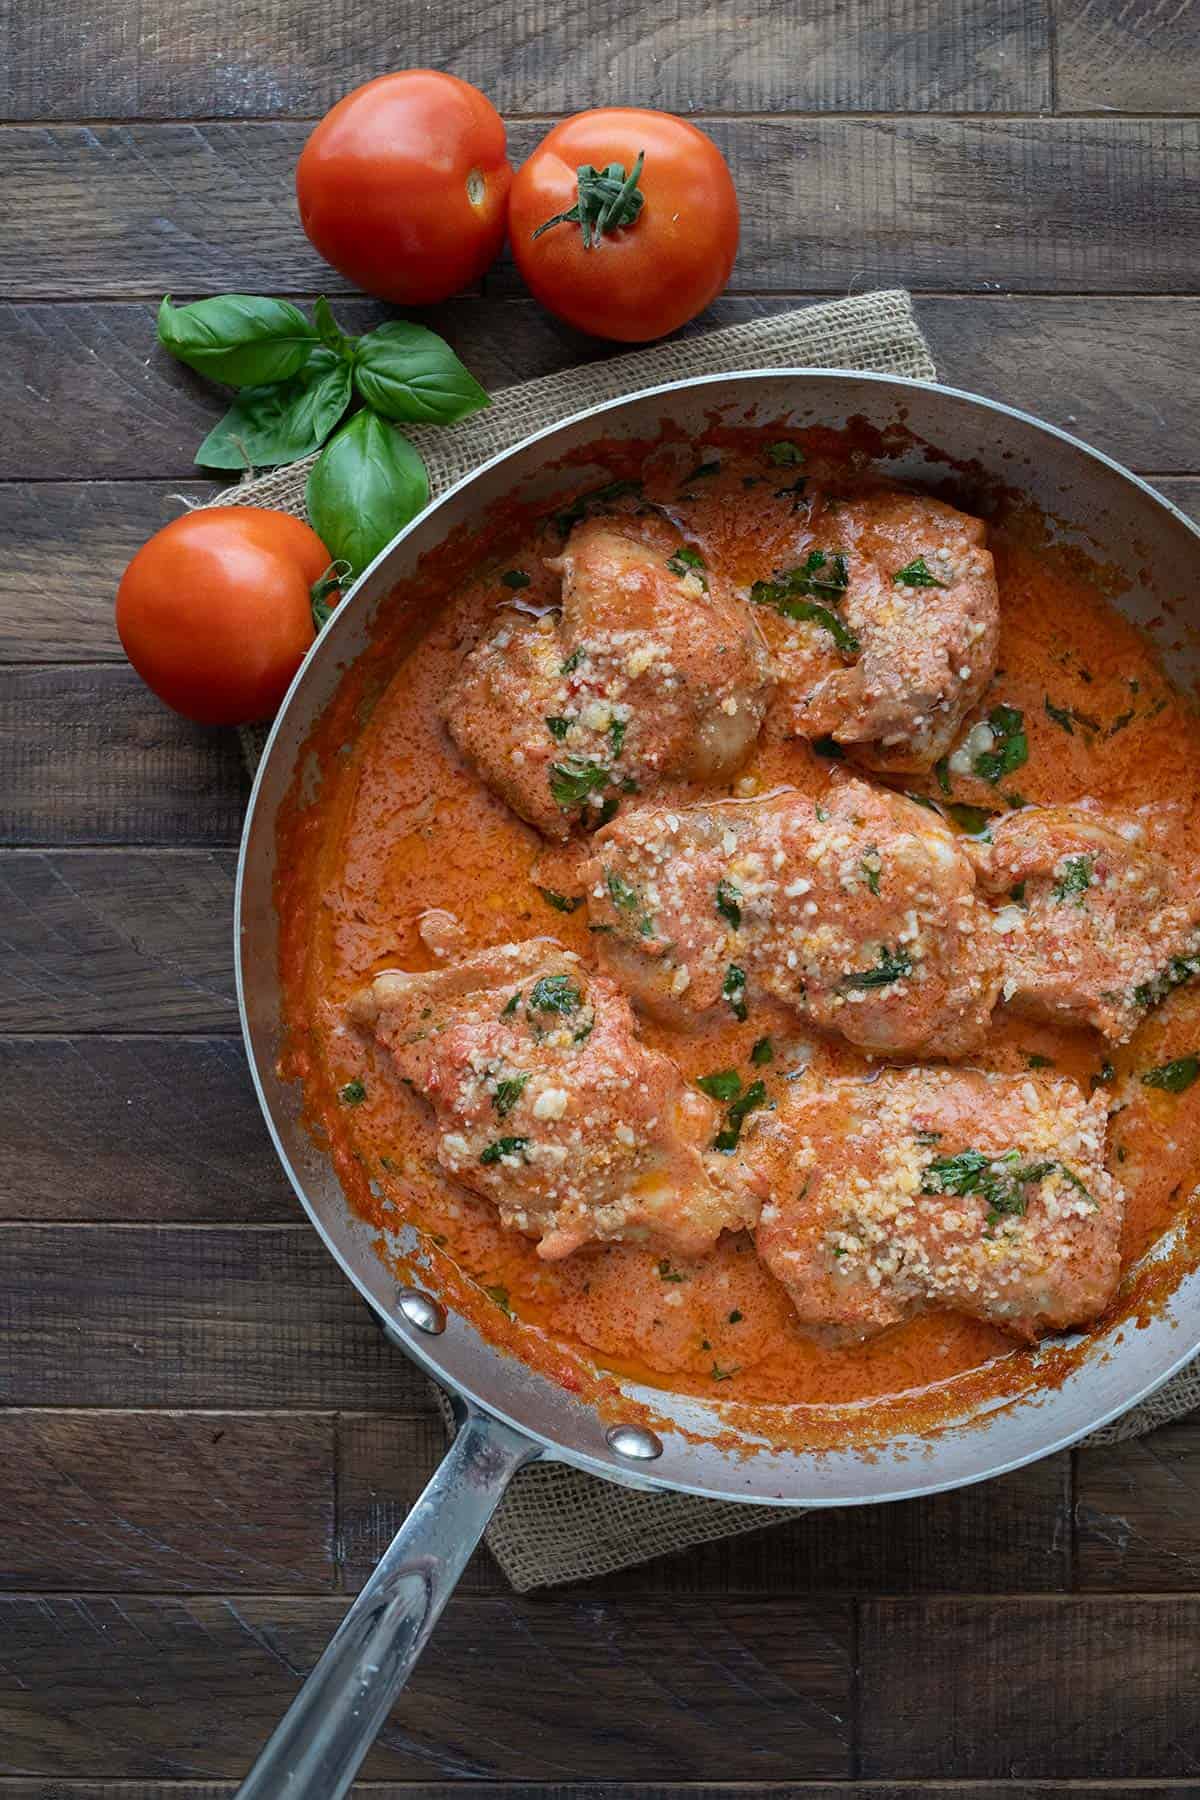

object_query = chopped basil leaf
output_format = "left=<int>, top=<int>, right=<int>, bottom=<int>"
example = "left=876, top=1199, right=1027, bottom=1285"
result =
left=1011, top=881, right=1027, bottom=904
left=815, top=802, right=830, bottom=821
left=549, top=757, right=610, bottom=811
left=893, top=556, right=947, bottom=588
left=728, top=1308, right=744, bottom=1323
left=683, top=458, right=721, bottom=482
left=750, top=592, right=859, bottom=656
left=696, top=1069, right=743, bottom=1103
left=1052, top=853, right=1094, bottom=905
left=658, top=1259, right=686, bottom=1283
left=935, top=756, right=952, bottom=796
left=537, top=887, right=583, bottom=914
left=484, top=1283, right=513, bottom=1315
left=480, top=1138, right=530, bottom=1165
left=608, top=716, right=627, bottom=756
left=945, top=802, right=995, bottom=838
left=493, top=1072, right=530, bottom=1116
left=560, top=645, right=587, bottom=675
left=712, top=1079, right=769, bottom=1152
left=501, top=990, right=521, bottom=1016
left=914, top=1129, right=942, bottom=1145
left=1026, top=1053, right=1054, bottom=1069
left=921, top=1148, right=1067, bottom=1225
left=1091, top=1061, right=1116, bottom=1090
left=1141, top=1055, right=1200, bottom=1094
left=974, top=704, right=1028, bottom=784
left=1044, top=696, right=1075, bottom=735
left=554, top=478, right=642, bottom=535
left=710, top=1362, right=738, bottom=1381
left=716, top=878, right=742, bottom=929
left=906, top=790, right=939, bottom=811
left=723, top=963, right=748, bottom=1021
left=1109, top=708, right=1135, bottom=736
left=501, top=569, right=531, bottom=589
left=545, top=716, right=570, bottom=740
left=1004, top=790, right=1027, bottom=809
left=861, top=848, right=882, bottom=895
left=840, top=944, right=913, bottom=990
left=766, top=441, right=804, bottom=466
left=529, top=974, right=581, bottom=1015
left=594, top=793, right=620, bottom=828
left=1135, top=952, right=1200, bottom=1010
left=667, top=543, right=708, bottom=585
left=750, top=1036, right=774, bottom=1065
left=338, top=1078, right=366, bottom=1106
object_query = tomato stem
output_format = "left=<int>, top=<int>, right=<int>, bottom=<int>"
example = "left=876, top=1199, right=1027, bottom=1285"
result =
left=532, top=152, right=646, bottom=250
left=310, top=559, right=352, bottom=629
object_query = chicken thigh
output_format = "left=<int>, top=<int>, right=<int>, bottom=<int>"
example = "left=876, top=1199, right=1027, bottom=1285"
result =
left=758, top=488, right=999, bottom=772
left=583, top=778, right=1002, bottom=1057
left=348, top=939, right=749, bottom=1261
left=733, top=1067, right=1122, bottom=1342
left=972, top=800, right=1200, bottom=1041
left=443, top=513, right=773, bottom=840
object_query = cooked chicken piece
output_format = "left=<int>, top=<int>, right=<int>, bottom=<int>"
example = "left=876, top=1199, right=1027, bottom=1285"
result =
left=732, top=1067, right=1122, bottom=1343
left=972, top=800, right=1200, bottom=1041
left=759, top=489, right=999, bottom=772
left=442, top=514, right=773, bottom=840
left=348, top=939, right=749, bottom=1261
left=583, top=778, right=1002, bottom=1057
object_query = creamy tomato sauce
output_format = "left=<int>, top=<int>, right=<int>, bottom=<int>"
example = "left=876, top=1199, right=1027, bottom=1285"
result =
left=278, top=425, right=1200, bottom=1437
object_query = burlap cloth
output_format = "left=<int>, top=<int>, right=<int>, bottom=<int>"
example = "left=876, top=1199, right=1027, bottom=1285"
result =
left=210, top=291, right=1200, bottom=1590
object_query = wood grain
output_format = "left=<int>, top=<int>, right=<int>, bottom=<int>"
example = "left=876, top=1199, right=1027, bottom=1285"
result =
left=1057, top=0, right=1200, bottom=115
left=6, top=120, right=1198, bottom=300
left=0, top=1411, right=334, bottom=1590
left=0, top=665, right=246, bottom=845
left=340, top=1414, right=1072, bottom=1597
left=859, top=1597, right=1200, bottom=1777
left=0, top=483, right=215, bottom=660
left=0, top=851, right=237, bottom=1031
left=0, top=1225, right=429, bottom=1409
left=2, top=1788, right=1196, bottom=1800
left=0, top=0, right=1052, bottom=119
left=8, top=299, right=1200, bottom=489
left=0, top=1037, right=294, bottom=1220
left=1076, top=1420, right=1200, bottom=1592
left=0, top=1594, right=854, bottom=1780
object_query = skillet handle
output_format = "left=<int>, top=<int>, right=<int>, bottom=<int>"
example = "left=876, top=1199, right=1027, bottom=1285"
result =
left=235, top=1403, right=540, bottom=1800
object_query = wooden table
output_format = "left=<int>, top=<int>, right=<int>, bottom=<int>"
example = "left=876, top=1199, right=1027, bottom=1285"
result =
left=3, top=0, right=1200, bottom=1790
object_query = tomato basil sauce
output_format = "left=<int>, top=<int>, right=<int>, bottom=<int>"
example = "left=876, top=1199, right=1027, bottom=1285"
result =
left=277, top=426, right=1200, bottom=1441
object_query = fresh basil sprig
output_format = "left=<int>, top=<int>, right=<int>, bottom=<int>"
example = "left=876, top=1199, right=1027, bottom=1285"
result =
left=157, top=295, right=318, bottom=387
left=157, top=291, right=491, bottom=578
left=195, top=349, right=353, bottom=471
left=307, top=410, right=429, bottom=578
left=353, top=321, right=491, bottom=424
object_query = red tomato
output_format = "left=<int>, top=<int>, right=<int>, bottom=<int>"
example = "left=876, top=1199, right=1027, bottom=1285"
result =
left=509, top=109, right=739, bottom=342
left=116, top=508, right=336, bottom=727
left=296, top=71, right=511, bottom=304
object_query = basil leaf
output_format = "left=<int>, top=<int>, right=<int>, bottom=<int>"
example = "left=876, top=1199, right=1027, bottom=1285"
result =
left=313, top=296, right=358, bottom=362
left=306, top=410, right=429, bottom=577
left=194, top=349, right=352, bottom=471
left=353, top=321, right=490, bottom=425
left=157, top=294, right=317, bottom=386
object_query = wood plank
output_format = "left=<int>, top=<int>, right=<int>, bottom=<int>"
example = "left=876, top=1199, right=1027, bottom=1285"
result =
left=0, top=1411, right=333, bottom=1591
left=1057, top=0, right=1200, bottom=115
left=0, top=1225, right=430, bottom=1409
left=0, top=1038, right=294, bottom=1221
left=1076, top=1420, right=1200, bottom=1592
left=859, top=1598, right=1200, bottom=1777
left=0, top=482, right=215, bottom=661
left=5, top=120, right=1198, bottom=301
left=8, top=299, right=1200, bottom=489
left=0, top=851, right=237, bottom=1032
left=0, top=665, right=246, bottom=846
left=0, top=1593, right=854, bottom=1780
left=3, top=1788, right=1197, bottom=1800
left=340, top=1414, right=1071, bottom=1597
left=1157, top=478, right=1200, bottom=525
left=0, top=0, right=1051, bottom=121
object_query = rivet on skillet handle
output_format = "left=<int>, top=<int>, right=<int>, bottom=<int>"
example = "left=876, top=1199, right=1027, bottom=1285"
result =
left=396, top=1286, right=446, bottom=1334
left=606, top=1423, right=664, bottom=1461
left=233, top=1402, right=539, bottom=1800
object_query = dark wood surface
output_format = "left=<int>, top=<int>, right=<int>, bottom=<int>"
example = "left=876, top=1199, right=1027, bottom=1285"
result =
left=3, top=0, right=1199, bottom=1790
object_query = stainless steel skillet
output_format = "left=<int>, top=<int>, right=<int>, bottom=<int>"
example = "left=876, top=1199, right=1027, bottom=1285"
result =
left=234, top=369, right=1200, bottom=1797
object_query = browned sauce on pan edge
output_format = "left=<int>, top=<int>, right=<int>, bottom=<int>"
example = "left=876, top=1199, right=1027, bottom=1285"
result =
left=277, top=426, right=1200, bottom=1436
